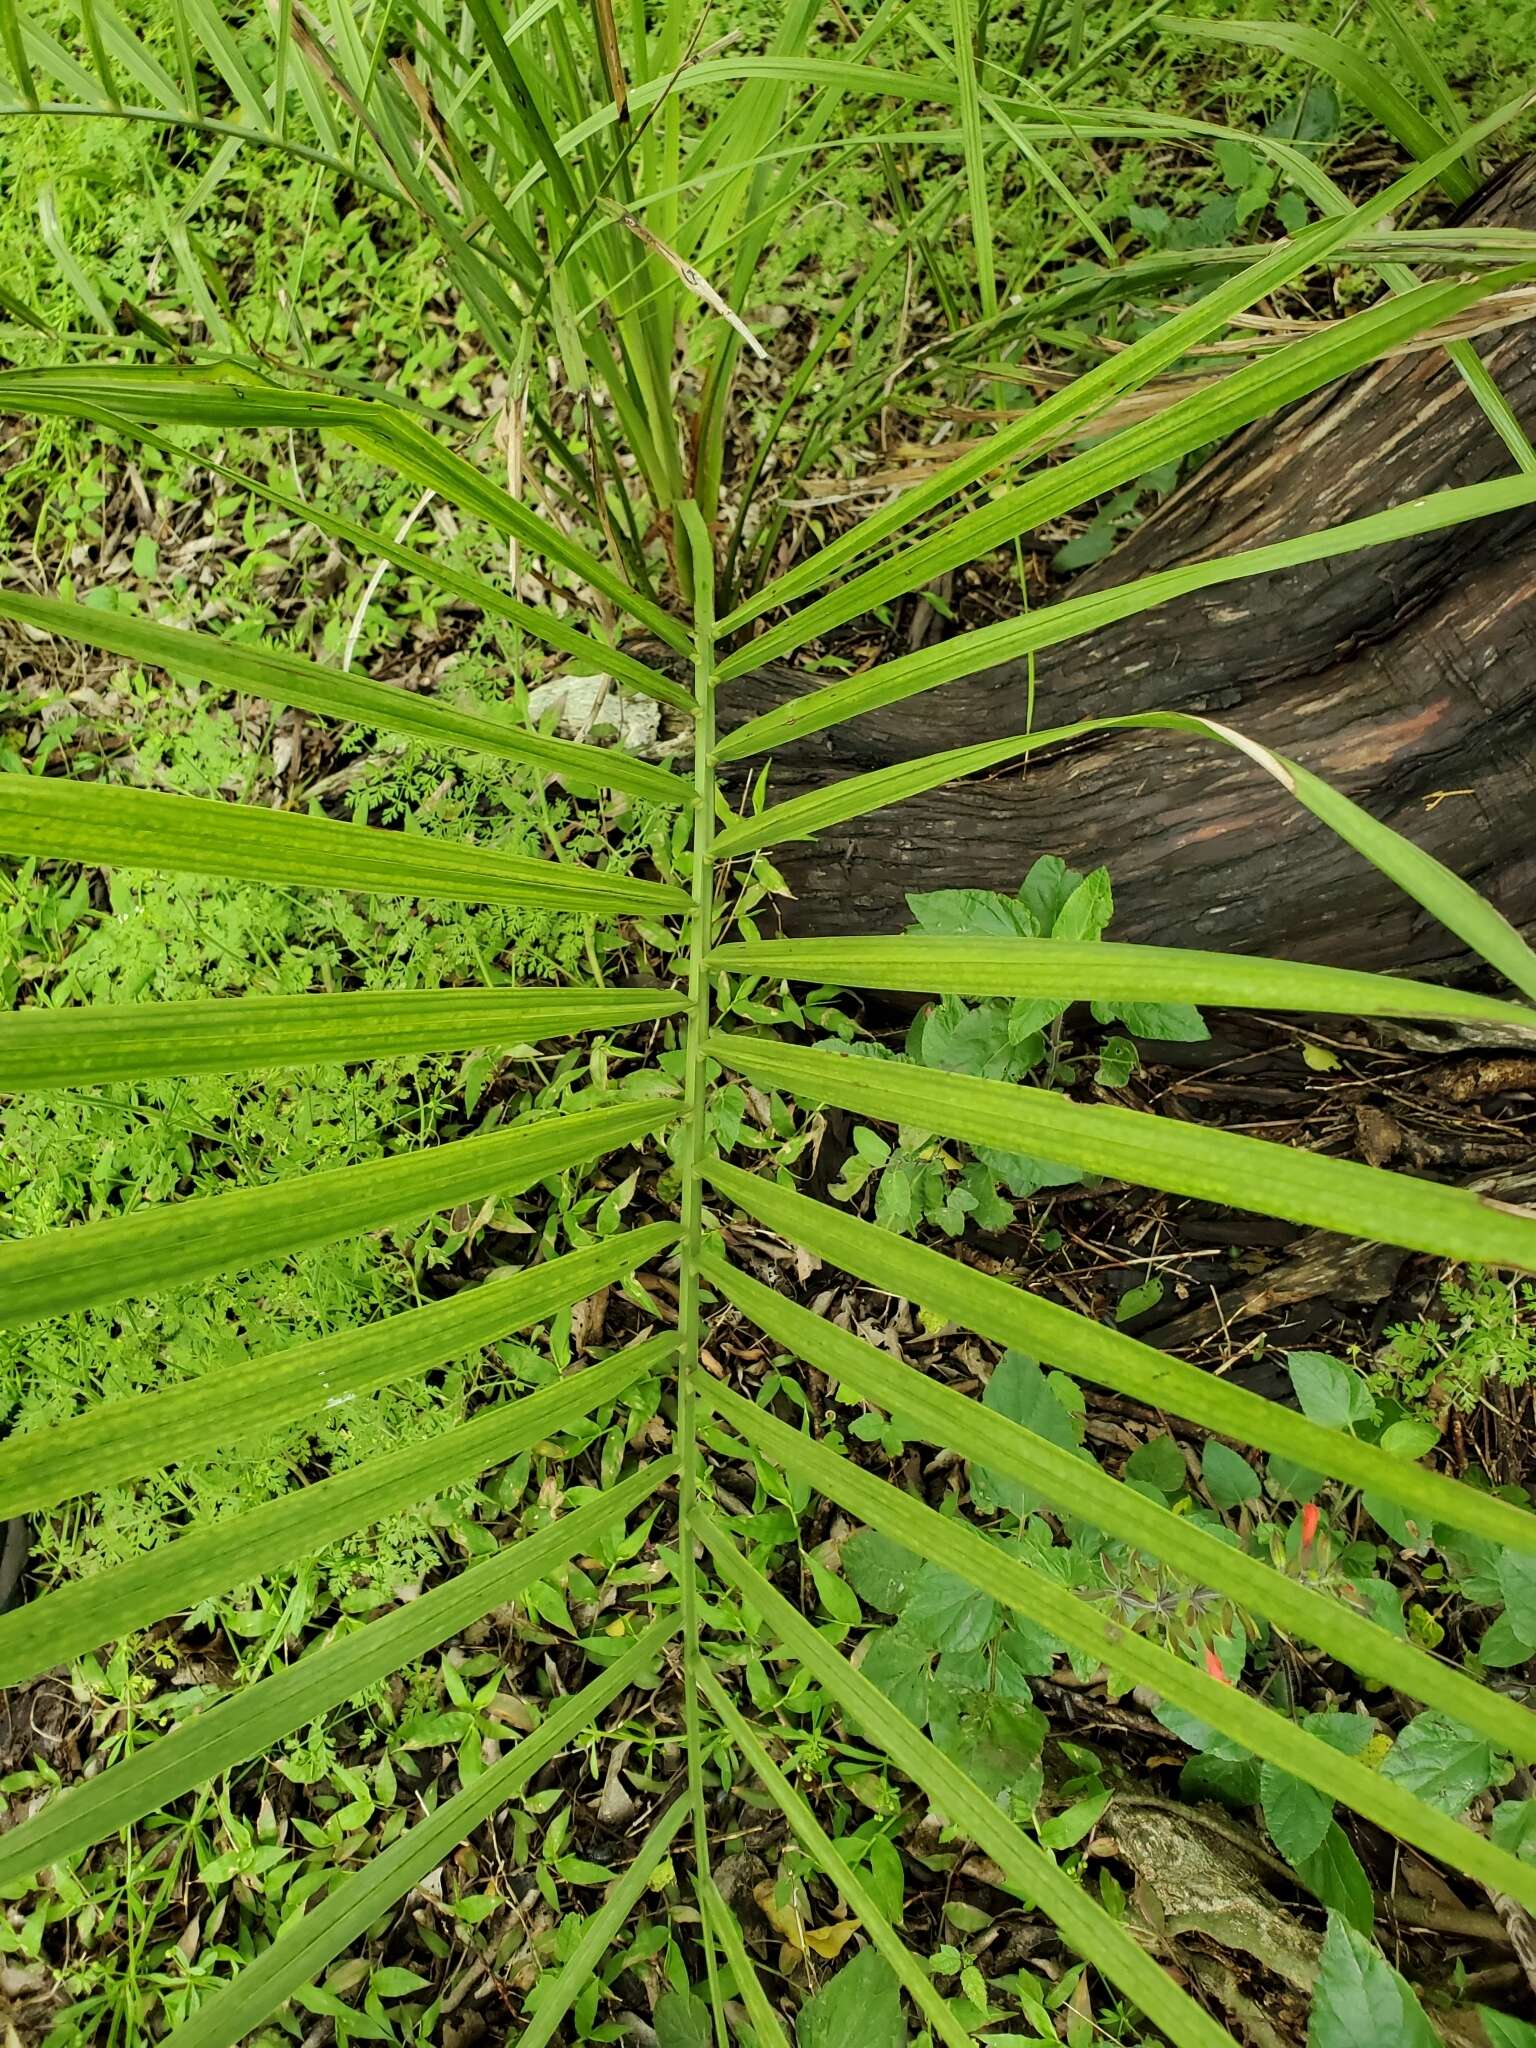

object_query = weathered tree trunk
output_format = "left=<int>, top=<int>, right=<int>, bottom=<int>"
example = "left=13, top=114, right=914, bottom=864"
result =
left=719, top=159, right=1536, bottom=980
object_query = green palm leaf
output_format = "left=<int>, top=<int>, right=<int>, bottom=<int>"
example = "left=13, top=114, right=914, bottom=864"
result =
left=705, top=1377, right=1536, bottom=1907
left=162, top=1617, right=678, bottom=2048
left=699, top=1667, right=986, bottom=2048
left=0, top=1098, right=674, bottom=1326
left=697, top=1508, right=1237, bottom=2048
left=702, top=1249, right=1535, bottom=1756
left=9, top=23, right=1536, bottom=2036
left=0, top=364, right=690, bottom=651
left=0, top=1455, right=674, bottom=1883
left=0, top=1343, right=663, bottom=1688
left=713, top=1035, right=1536, bottom=1267
left=715, top=707, right=1536, bottom=1005
left=1, top=1232, right=678, bottom=1513
left=0, top=591, right=690, bottom=806
left=0, top=986, right=684, bottom=1090
left=711, top=936, right=1536, bottom=1031
left=0, top=776, right=689, bottom=917
left=517, top=1800, right=693, bottom=2048
left=717, top=96, right=1533, bottom=639
left=719, top=264, right=1536, bottom=676
left=704, top=1159, right=1536, bottom=1554
left=713, top=473, right=1536, bottom=750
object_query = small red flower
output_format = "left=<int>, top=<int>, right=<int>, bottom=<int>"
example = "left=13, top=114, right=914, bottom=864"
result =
left=1203, top=1645, right=1229, bottom=1685
left=1300, top=1502, right=1320, bottom=1554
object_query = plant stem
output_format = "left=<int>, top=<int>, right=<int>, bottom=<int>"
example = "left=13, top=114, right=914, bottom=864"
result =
left=676, top=498, right=727, bottom=2038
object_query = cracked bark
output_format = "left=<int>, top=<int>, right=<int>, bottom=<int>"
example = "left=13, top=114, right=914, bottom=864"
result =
left=718, top=159, right=1536, bottom=981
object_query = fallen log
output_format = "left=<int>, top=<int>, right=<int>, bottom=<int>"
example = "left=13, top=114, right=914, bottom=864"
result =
left=719, top=159, right=1536, bottom=982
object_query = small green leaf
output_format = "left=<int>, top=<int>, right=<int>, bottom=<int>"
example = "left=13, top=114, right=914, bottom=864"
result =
left=900, top=1566, right=997, bottom=1653
left=1378, top=1418, right=1439, bottom=1461
left=1293, top=1824, right=1373, bottom=1934
left=971, top=1353, right=1087, bottom=1518
left=858, top=1631, right=931, bottom=1726
left=842, top=1531, right=923, bottom=1615
left=874, top=1162, right=920, bottom=1234
left=929, top=1684, right=1046, bottom=1804
left=396, top=1711, right=474, bottom=1749
left=1015, top=857, right=1080, bottom=934
left=1481, top=2008, right=1536, bottom=2047
left=1096, top=999, right=1209, bottom=1042
left=1039, top=1786, right=1111, bottom=1850
left=906, top=889, right=1033, bottom=939
left=367, top=1967, right=430, bottom=1998
left=1202, top=1442, right=1261, bottom=1509
left=997, top=1621, right=1063, bottom=1680
left=1261, top=1763, right=1333, bottom=1864
left=1302, top=1712, right=1375, bottom=1759
left=1307, top=1914, right=1437, bottom=2048
left=1478, top=1612, right=1534, bottom=1668
left=1096, top=1036, right=1138, bottom=1089
left=655, top=1989, right=713, bottom=2048
left=1496, top=1549, right=1536, bottom=1645
left=1491, top=1799, right=1536, bottom=1864
left=972, top=1142, right=1083, bottom=1197
left=1379, top=1712, right=1500, bottom=1816
left=796, top=1947, right=908, bottom=2048
left=808, top=1556, right=863, bottom=1626
left=860, top=1832, right=906, bottom=1922
left=1181, top=1741, right=1261, bottom=1808
left=1124, top=1434, right=1186, bottom=1495
left=917, top=998, right=1032, bottom=1081
left=1287, top=1352, right=1370, bottom=1432
left=1116, top=1276, right=1165, bottom=1324
left=1052, top=868, right=1114, bottom=943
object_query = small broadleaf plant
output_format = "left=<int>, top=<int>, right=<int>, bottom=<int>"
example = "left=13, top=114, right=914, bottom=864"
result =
left=826, top=859, right=1209, bottom=1236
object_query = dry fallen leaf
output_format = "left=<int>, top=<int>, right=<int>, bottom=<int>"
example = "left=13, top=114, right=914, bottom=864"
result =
left=753, top=1877, right=861, bottom=1959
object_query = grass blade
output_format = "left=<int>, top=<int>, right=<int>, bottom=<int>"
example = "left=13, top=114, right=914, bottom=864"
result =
left=0, top=1098, right=675, bottom=1327
left=696, top=1508, right=1238, bottom=2048
left=702, top=1248, right=1536, bottom=1759
left=704, top=1379, right=1536, bottom=1910
left=0, top=1347, right=664, bottom=1687
left=950, top=0, right=995, bottom=322
left=36, top=182, right=113, bottom=331
left=713, top=1035, right=1536, bottom=1269
left=1167, top=17, right=1474, bottom=203
left=0, top=0, right=38, bottom=106
left=1, top=1235, right=679, bottom=1514
left=698, top=1871, right=795, bottom=2048
left=0, top=776, right=689, bottom=917
left=162, top=1617, right=678, bottom=2048
left=63, top=406, right=693, bottom=710
left=0, top=1457, right=673, bottom=1882
left=703, top=1159, right=1536, bottom=1556
left=0, top=591, right=690, bottom=807
left=1284, top=752, right=1536, bottom=1006
left=708, top=937, right=1536, bottom=1034
left=1369, top=0, right=1466, bottom=132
